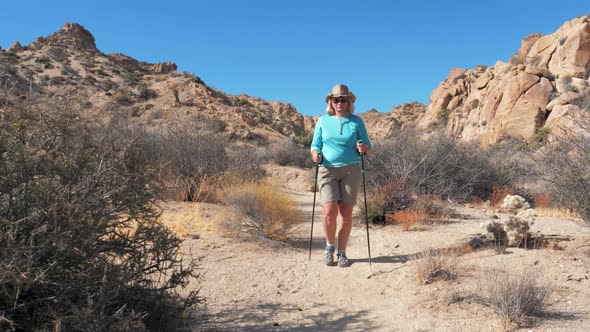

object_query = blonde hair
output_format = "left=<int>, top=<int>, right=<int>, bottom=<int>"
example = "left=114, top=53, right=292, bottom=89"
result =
left=325, top=97, right=355, bottom=115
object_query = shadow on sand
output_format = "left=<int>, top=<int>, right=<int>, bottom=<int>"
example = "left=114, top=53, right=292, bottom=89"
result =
left=195, top=302, right=378, bottom=331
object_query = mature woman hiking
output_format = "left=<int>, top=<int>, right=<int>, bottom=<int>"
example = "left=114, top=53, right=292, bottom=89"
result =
left=310, top=84, right=372, bottom=267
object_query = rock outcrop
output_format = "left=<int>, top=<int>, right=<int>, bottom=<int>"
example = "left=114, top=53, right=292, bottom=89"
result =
left=7, top=41, right=23, bottom=53
left=359, top=102, right=427, bottom=141
left=420, top=15, right=590, bottom=145
left=31, top=22, right=97, bottom=50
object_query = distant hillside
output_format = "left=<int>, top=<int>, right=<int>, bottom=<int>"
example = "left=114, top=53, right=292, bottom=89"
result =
left=0, top=23, right=314, bottom=144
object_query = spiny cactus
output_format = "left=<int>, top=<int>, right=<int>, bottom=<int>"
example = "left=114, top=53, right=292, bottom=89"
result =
left=485, top=194, right=536, bottom=247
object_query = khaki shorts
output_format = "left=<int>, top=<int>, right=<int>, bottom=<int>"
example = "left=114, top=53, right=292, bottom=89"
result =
left=318, top=163, right=362, bottom=206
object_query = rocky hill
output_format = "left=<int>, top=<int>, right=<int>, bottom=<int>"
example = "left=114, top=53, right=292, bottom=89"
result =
left=0, top=23, right=314, bottom=143
left=358, top=102, right=428, bottom=141
left=2, top=18, right=590, bottom=147
left=418, top=15, right=590, bottom=145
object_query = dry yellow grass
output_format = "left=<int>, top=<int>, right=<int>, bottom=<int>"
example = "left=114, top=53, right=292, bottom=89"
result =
left=221, top=181, right=300, bottom=241
left=535, top=207, right=581, bottom=220
left=159, top=203, right=220, bottom=238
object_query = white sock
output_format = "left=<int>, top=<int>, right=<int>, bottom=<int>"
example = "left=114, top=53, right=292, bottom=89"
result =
left=326, top=243, right=335, bottom=250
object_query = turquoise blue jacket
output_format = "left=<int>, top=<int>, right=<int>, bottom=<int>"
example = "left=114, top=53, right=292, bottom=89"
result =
left=310, top=113, right=372, bottom=168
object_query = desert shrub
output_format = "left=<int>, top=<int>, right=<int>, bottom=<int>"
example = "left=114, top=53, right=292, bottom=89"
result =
left=266, top=140, right=313, bottom=169
left=391, top=209, right=427, bottom=231
left=207, top=118, right=227, bottom=132
left=0, top=97, right=198, bottom=331
left=386, top=195, right=453, bottom=230
left=137, top=84, right=157, bottom=100
left=49, top=76, right=63, bottom=84
left=414, top=248, right=458, bottom=284
left=485, top=269, right=551, bottom=327
left=226, top=145, right=266, bottom=182
left=533, top=192, right=549, bottom=209
left=221, top=182, right=301, bottom=241
left=114, top=89, right=133, bottom=105
left=368, top=129, right=520, bottom=214
left=138, top=121, right=229, bottom=202
left=411, top=195, right=454, bottom=223
left=490, top=184, right=514, bottom=207
left=537, top=93, right=590, bottom=223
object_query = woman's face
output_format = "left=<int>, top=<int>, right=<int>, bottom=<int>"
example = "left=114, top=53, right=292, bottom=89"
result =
left=332, top=97, right=348, bottom=113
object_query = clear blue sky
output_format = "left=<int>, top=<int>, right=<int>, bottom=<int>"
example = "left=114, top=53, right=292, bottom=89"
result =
left=1, top=1, right=589, bottom=116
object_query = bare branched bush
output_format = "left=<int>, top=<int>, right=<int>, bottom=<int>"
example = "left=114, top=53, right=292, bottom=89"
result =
left=0, top=97, right=199, bottom=331
left=221, top=182, right=301, bottom=241
left=226, top=145, right=266, bottom=183
left=138, top=121, right=229, bottom=202
left=366, top=129, right=522, bottom=221
left=538, top=92, right=590, bottom=223
left=414, top=248, right=458, bottom=284
left=265, top=140, right=313, bottom=169
left=485, top=269, right=551, bottom=327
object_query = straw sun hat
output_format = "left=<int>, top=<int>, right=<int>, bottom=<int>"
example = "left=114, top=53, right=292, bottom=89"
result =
left=325, top=84, right=356, bottom=103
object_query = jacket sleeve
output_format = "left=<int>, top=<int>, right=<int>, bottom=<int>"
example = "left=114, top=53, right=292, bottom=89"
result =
left=310, top=117, right=323, bottom=152
left=356, top=118, right=372, bottom=148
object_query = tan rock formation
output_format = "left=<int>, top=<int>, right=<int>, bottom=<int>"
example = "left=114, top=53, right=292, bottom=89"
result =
left=421, top=15, right=590, bottom=145
left=7, top=41, right=23, bottom=53
left=151, top=62, right=177, bottom=74
left=29, top=22, right=97, bottom=50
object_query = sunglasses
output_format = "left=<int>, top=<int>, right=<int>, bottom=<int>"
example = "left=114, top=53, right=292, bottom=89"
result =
left=332, top=98, right=348, bottom=104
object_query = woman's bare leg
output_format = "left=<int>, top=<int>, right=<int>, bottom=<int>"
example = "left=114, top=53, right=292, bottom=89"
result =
left=337, top=204, right=354, bottom=251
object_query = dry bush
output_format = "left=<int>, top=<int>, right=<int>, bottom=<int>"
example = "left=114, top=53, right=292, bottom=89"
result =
left=490, top=185, right=514, bottom=207
left=367, top=129, right=522, bottom=221
left=221, top=182, right=301, bottom=241
left=387, top=195, right=453, bottom=230
left=391, top=209, right=428, bottom=231
left=137, top=121, right=229, bottom=202
left=537, top=91, right=590, bottom=223
left=533, top=192, right=549, bottom=209
left=360, top=179, right=414, bottom=225
left=265, top=139, right=313, bottom=169
left=414, top=248, right=458, bottom=284
left=0, top=97, right=198, bottom=331
left=411, top=195, right=454, bottom=224
left=484, top=269, right=551, bottom=327
left=225, top=145, right=266, bottom=183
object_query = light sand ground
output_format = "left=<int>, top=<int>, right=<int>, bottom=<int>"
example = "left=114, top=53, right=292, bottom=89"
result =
left=164, top=165, right=590, bottom=331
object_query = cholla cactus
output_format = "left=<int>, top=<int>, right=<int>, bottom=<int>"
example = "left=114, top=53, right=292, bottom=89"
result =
left=485, top=195, right=536, bottom=247
left=501, top=194, right=530, bottom=214
left=505, top=216, right=531, bottom=246
left=485, top=220, right=508, bottom=243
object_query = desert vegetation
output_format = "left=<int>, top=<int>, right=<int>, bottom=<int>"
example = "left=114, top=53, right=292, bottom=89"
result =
left=0, top=96, right=199, bottom=331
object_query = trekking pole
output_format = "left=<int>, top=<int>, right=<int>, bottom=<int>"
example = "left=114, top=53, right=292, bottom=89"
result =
left=358, top=140, right=372, bottom=266
left=308, top=152, right=321, bottom=260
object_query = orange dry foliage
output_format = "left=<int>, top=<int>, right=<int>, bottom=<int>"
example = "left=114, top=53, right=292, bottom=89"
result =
left=490, top=185, right=514, bottom=207
left=392, top=209, right=428, bottom=231
left=534, top=192, right=549, bottom=209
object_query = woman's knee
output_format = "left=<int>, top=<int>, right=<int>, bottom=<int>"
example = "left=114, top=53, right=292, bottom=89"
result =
left=323, top=202, right=339, bottom=217
left=338, top=203, right=354, bottom=216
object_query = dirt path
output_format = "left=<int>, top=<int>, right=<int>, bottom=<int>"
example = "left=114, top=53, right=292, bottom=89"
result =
left=170, top=165, right=590, bottom=331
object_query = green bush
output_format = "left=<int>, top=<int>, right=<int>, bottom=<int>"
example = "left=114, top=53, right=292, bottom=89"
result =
left=0, top=97, right=199, bottom=331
